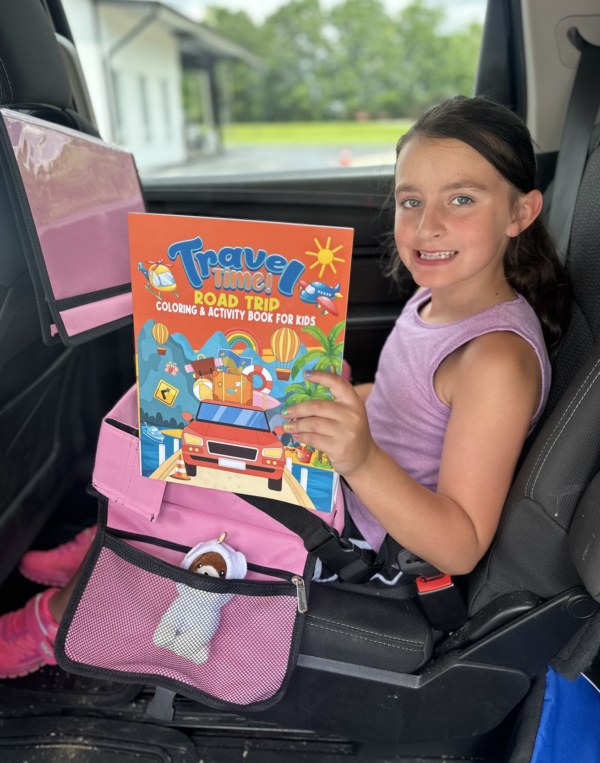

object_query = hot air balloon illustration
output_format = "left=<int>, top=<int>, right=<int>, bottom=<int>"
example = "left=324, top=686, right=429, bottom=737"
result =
left=270, top=327, right=300, bottom=381
left=152, top=322, right=170, bottom=356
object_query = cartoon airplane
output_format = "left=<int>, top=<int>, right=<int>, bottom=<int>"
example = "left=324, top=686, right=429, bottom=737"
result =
left=298, top=280, right=343, bottom=315
left=138, top=260, right=179, bottom=299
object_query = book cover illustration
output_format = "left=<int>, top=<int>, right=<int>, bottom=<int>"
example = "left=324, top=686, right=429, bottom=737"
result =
left=129, top=213, right=353, bottom=513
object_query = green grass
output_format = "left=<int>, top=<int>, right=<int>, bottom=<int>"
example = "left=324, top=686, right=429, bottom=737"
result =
left=222, top=120, right=413, bottom=146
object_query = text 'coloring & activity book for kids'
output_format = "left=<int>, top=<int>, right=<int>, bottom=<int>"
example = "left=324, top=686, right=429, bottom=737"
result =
left=129, top=214, right=354, bottom=514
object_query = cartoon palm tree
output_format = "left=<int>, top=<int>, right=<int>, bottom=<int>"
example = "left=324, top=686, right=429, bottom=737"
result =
left=291, top=320, right=345, bottom=379
left=283, top=379, right=333, bottom=406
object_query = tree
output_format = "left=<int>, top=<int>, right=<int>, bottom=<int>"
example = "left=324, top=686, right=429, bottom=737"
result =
left=291, top=321, right=345, bottom=378
left=328, top=0, right=402, bottom=118
left=261, top=0, right=334, bottom=121
left=202, top=8, right=266, bottom=122
left=204, top=0, right=482, bottom=122
left=284, top=379, right=332, bottom=405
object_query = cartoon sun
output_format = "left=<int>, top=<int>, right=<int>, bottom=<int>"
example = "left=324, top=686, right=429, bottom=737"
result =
left=306, top=237, right=345, bottom=278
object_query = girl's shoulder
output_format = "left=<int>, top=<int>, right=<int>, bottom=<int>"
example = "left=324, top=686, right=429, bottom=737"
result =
left=460, top=329, right=542, bottom=370
left=444, top=330, right=543, bottom=416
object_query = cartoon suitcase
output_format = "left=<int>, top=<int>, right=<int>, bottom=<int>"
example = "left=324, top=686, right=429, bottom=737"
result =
left=213, top=368, right=253, bottom=405
left=190, top=357, right=217, bottom=381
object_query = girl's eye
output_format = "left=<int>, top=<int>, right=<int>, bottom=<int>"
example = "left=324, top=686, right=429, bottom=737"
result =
left=400, top=198, right=421, bottom=209
left=451, top=196, right=473, bottom=206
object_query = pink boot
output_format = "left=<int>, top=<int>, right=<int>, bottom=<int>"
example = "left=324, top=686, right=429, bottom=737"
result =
left=19, top=526, right=96, bottom=587
left=0, top=588, right=60, bottom=679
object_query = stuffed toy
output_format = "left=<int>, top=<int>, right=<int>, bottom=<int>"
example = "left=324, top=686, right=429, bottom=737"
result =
left=153, top=533, right=247, bottom=664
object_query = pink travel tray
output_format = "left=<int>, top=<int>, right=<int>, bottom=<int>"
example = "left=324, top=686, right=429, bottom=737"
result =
left=0, top=109, right=145, bottom=346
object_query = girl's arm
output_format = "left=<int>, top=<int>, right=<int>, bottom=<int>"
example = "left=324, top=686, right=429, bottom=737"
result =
left=283, top=331, right=541, bottom=575
left=354, top=383, right=374, bottom=403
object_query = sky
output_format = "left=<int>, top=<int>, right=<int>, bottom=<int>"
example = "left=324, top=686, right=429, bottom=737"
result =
left=166, top=0, right=488, bottom=30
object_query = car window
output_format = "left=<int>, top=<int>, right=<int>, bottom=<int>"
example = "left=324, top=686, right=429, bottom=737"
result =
left=62, top=0, right=485, bottom=177
left=197, top=402, right=270, bottom=431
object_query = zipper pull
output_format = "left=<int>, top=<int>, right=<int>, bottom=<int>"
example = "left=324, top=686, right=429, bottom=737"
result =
left=292, top=576, right=308, bottom=613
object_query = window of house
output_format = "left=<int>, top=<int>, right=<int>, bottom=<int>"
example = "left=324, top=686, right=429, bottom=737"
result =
left=110, top=70, right=125, bottom=144
left=139, top=76, right=152, bottom=143
left=62, top=0, right=486, bottom=178
left=162, top=80, right=172, bottom=140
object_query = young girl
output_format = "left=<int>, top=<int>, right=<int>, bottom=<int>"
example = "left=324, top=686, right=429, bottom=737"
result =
left=0, top=96, right=570, bottom=676
left=281, top=96, right=569, bottom=573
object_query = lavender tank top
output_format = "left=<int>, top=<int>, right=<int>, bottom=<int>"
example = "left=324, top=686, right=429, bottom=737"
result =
left=345, top=288, right=551, bottom=551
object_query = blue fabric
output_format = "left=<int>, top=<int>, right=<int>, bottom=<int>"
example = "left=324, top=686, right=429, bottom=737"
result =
left=531, top=667, right=600, bottom=762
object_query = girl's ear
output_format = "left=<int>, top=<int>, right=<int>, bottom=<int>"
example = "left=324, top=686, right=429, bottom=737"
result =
left=506, top=189, right=543, bottom=238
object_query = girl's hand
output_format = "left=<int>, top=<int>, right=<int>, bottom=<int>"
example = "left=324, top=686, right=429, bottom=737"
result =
left=282, top=370, right=377, bottom=477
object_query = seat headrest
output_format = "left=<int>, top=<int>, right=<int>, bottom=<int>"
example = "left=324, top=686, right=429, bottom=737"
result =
left=0, top=0, right=71, bottom=109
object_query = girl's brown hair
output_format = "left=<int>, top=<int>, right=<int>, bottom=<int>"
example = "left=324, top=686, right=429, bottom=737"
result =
left=389, top=95, right=572, bottom=357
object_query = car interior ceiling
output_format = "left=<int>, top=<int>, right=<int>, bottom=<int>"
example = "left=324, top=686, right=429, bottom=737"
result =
left=2, top=0, right=600, bottom=761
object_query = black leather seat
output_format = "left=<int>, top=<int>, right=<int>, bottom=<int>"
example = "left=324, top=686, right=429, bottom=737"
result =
left=303, top=583, right=433, bottom=673
left=282, top=125, right=600, bottom=743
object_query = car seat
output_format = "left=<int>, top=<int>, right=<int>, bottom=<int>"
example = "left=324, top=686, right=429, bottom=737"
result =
left=0, top=0, right=134, bottom=585
left=245, top=51, right=600, bottom=749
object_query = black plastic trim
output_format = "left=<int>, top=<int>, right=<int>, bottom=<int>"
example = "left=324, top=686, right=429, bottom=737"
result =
left=474, top=0, right=527, bottom=121
left=459, top=587, right=597, bottom=677
left=437, top=590, right=543, bottom=656
left=256, top=652, right=531, bottom=744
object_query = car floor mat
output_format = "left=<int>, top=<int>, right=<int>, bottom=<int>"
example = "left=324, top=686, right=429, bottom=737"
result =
left=0, top=664, right=142, bottom=707
left=0, top=717, right=197, bottom=763
left=0, top=716, right=503, bottom=763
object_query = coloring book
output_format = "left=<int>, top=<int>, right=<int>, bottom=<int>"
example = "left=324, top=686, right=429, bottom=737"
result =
left=129, top=213, right=353, bottom=513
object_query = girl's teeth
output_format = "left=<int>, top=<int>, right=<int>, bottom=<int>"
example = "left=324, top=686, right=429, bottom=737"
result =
left=418, top=251, right=457, bottom=260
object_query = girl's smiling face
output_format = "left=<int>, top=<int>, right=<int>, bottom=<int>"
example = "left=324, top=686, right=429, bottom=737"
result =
left=394, top=137, right=523, bottom=291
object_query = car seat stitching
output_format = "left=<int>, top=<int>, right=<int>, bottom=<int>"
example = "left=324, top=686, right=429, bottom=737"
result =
left=0, top=55, right=13, bottom=102
left=524, top=357, right=600, bottom=495
left=307, top=622, right=424, bottom=652
left=530, top=366, right=600, bottom=498
left=525, top=356, right=600, bottom=495
left=307, top=615, right=424, bottom=646
left=526, top=356, right=600, bottom=496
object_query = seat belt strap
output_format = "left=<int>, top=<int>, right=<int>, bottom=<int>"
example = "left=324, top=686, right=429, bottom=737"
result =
left=549, top=28, right=600, bottom=264
left=235, top=492, right=381, bottom=583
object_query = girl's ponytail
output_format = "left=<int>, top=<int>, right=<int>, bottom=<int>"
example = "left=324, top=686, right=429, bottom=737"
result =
left=504, top=217, right=572, bottom=358
left=394, top=95, right=573, bottom=357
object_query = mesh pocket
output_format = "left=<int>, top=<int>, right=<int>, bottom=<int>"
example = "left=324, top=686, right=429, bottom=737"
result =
left=56, top=531, right=308, bottom=710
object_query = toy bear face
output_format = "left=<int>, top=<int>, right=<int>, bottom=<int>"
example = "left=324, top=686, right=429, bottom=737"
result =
left=189, top=551, right=227, bottom=578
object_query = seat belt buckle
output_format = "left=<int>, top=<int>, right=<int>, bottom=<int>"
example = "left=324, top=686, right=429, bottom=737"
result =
left=313, top=529, right=380, bottom=584
left=416, top=573, right=468, bottom=632
left=397, top=548, right=442, bottom=578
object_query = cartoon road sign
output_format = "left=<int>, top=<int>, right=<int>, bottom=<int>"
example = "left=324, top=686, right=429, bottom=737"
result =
left=154, top=380, right=179, bottom=407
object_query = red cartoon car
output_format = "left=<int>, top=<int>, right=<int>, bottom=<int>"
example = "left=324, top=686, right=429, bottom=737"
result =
left=181, top=400, right=286, bottom=491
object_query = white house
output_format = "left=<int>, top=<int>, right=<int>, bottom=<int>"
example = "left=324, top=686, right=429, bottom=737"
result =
left=62, top=0, right=257, bottom=171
